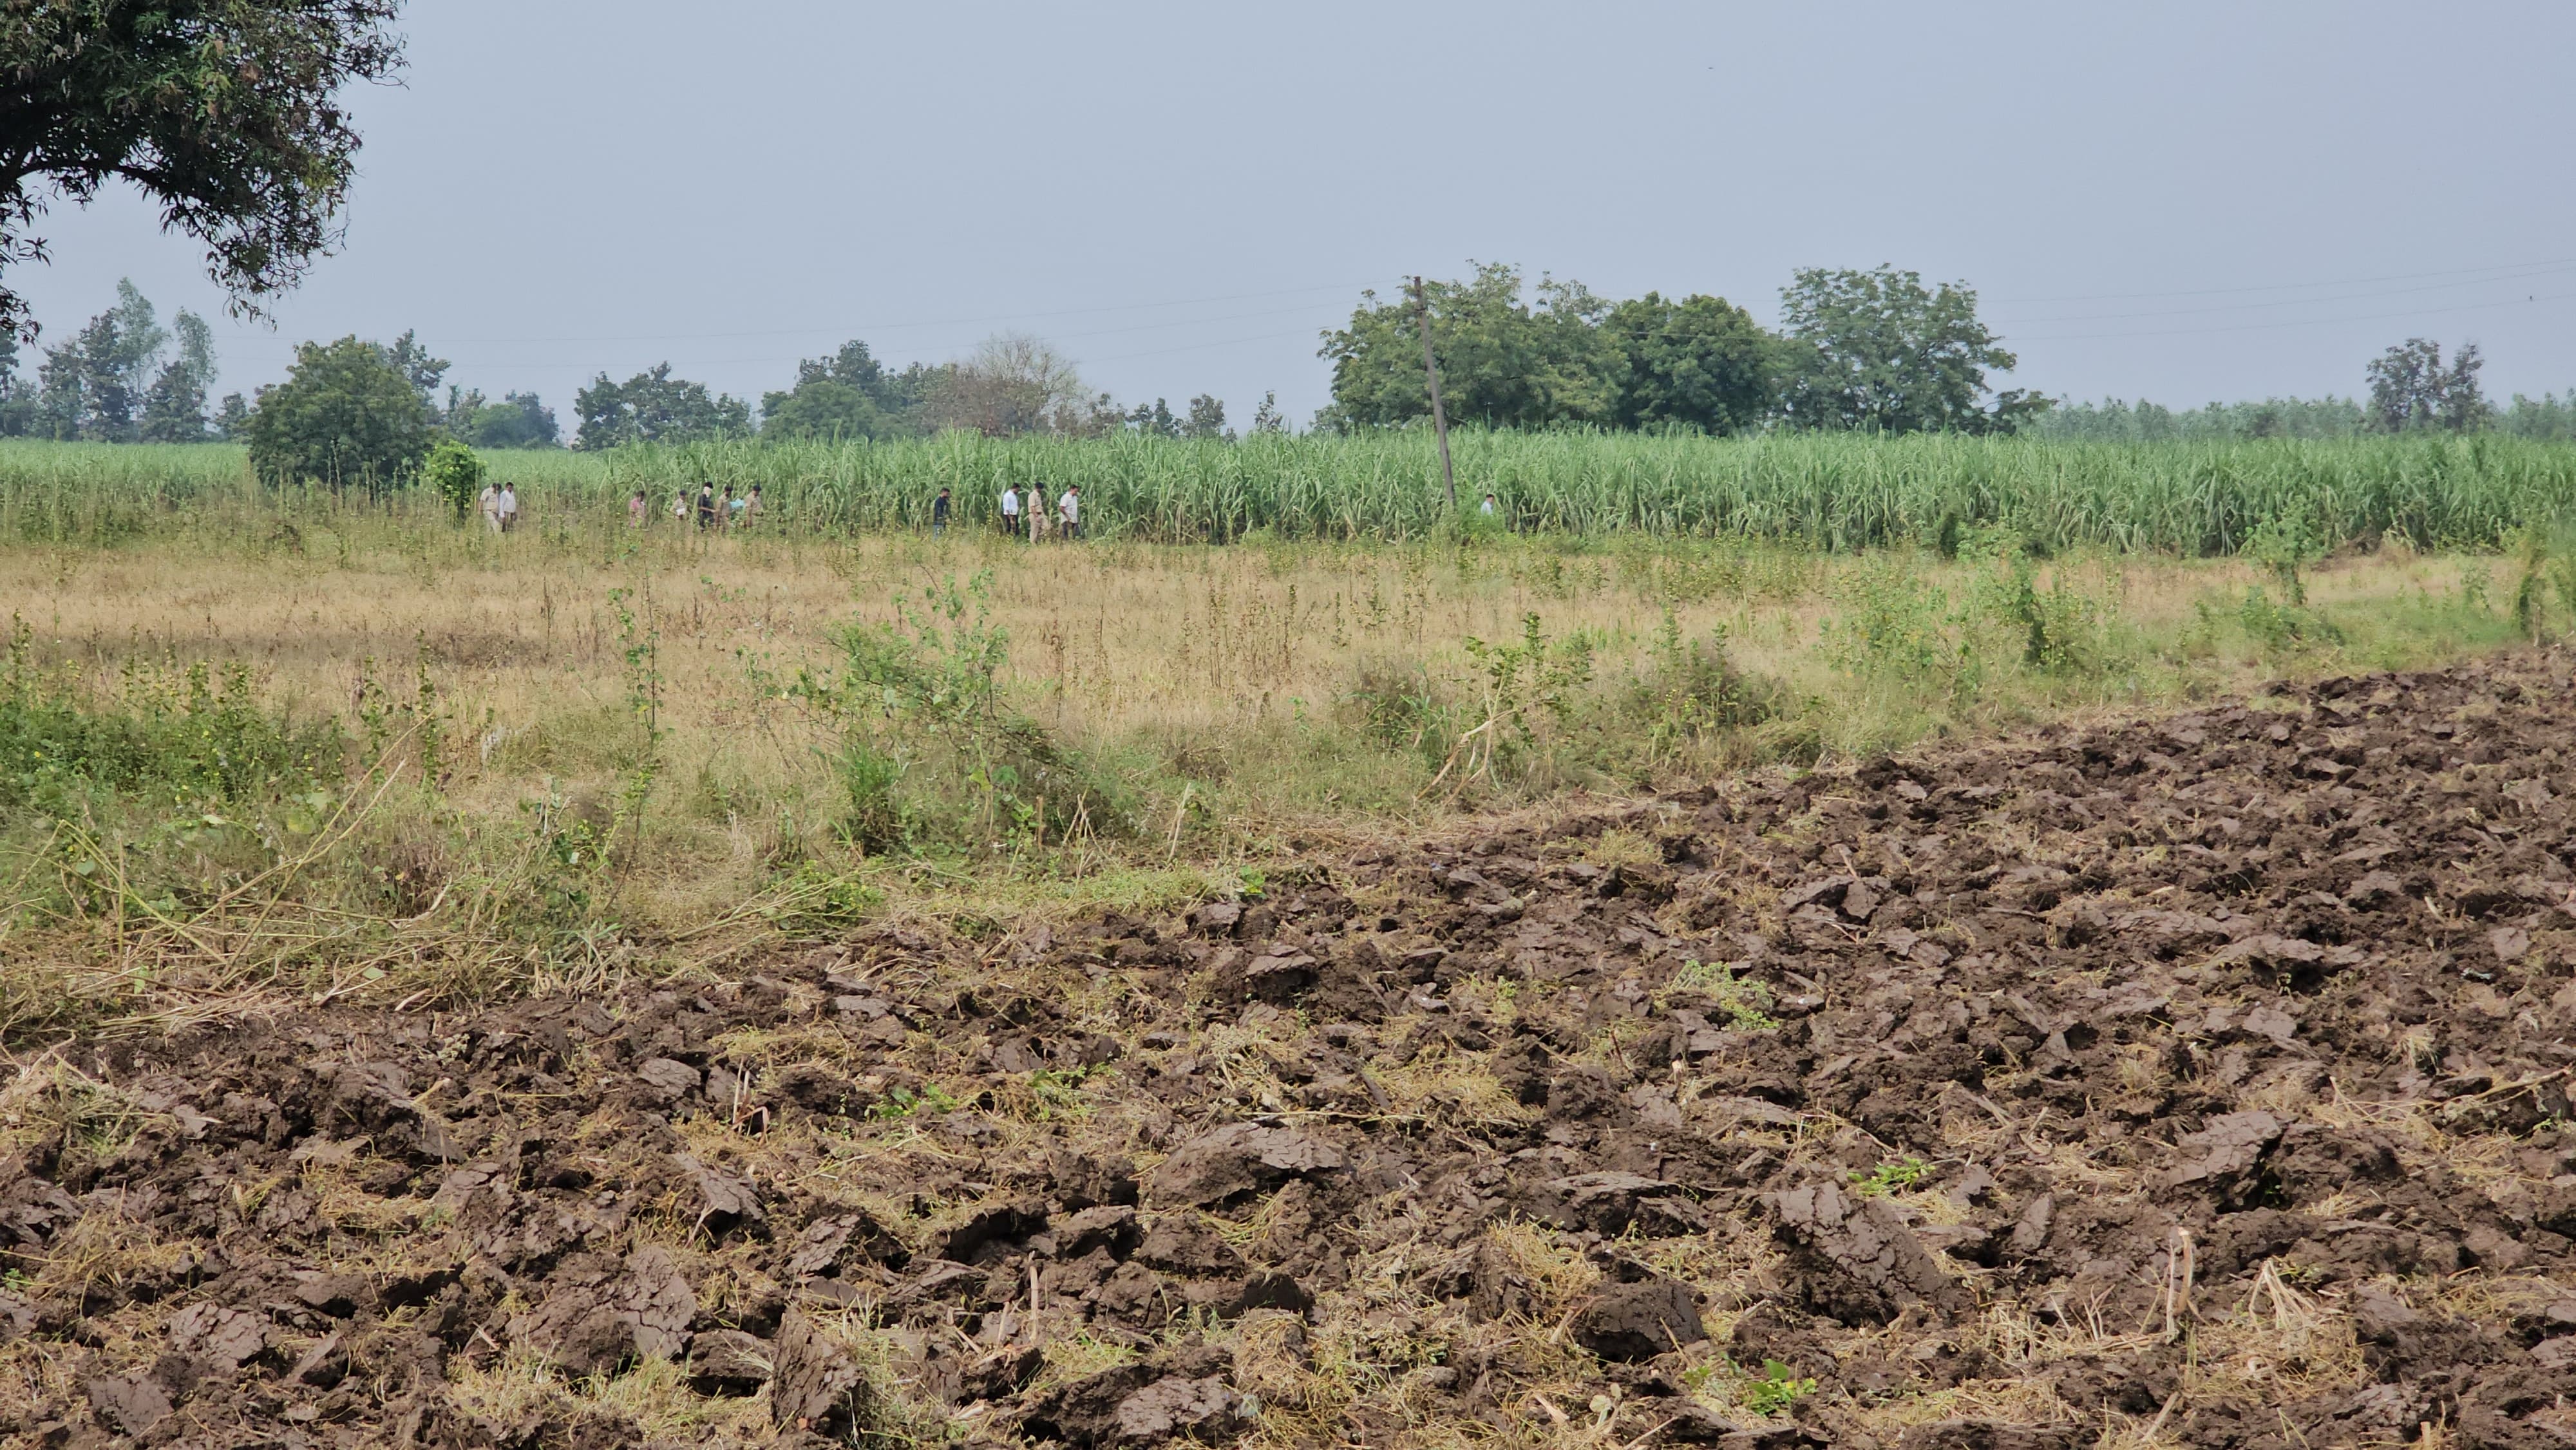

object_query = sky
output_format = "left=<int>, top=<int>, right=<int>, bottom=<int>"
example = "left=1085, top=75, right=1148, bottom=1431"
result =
left=14, top=0, right=2576, bottom=429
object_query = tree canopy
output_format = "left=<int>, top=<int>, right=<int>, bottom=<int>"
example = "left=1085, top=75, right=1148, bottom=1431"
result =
left=1603, top=291, right=1776, bottom=434
left=1320, top=264, right=1620, bottom=431
left=0, top=1, right=406, bottom=338
left=17, top=278, right=217, bottom=440
left=243, top=334, right=431, bottom=494
left=1319, top=263, right=2039, bottom=437
left=759, top=340, right=936, bottom=442
left=455, top=390, right=558, bottom=448
left=574, top=364, right=751, bottom=449
left=2366, top=337, right=2488, bottom=433
left=1774, top=267, right=2040, bottom=434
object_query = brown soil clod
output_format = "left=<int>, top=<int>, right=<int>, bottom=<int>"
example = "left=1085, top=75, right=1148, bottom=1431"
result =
left=14, top=650, right=2576, bottom=1444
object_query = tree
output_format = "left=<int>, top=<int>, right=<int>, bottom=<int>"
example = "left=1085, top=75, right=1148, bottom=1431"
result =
left=1183, top=393, right=1231, bottom=440
left=761, top=339, right=916, bottom=441
left=574, top=363, right=750, bottom=449
left=1249, top=391, right=1285, bottom=435
left=212, top=391, right=249, bottom=439
left=140, top=308, right=218, bottom=440
left=1319, top=263, right=1620, bottom=431
left=1776, top=266, right=2041, bottom=434
left=0, top=329, right=29, bottom=435
left=23, top=279, right=167, bottom=439
left=929, top=334, right=1087, bottom=437
left=0, top=2, right=406, bottom=339
left=2367, top=337, right=2488, bottom=433
left=458, top=391, right=558, bottom=448
left=243, top=334, right=432, bottom=495
left=385, top=330, right=449, bottom=406
left=1603, top=292, right=1777, bottom=434
left=1128, top=397, right=1180, bottom=437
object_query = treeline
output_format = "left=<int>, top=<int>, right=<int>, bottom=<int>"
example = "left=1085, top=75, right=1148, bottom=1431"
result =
left=2038, top=338, right=2576, bottom=442
left=21, top=272, right=2576, bottom=500
left=1320, top=263, right=2043, bottom=437
left=575, top=335, right=1280, bottom=449
left=2041, top=392, right=2576, bottom=442
left=0, top=281, right=220, bottom=442
left=0, top=279, right=558, bottom=450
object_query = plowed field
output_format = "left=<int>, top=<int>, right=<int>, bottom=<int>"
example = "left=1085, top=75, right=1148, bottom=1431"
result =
left=10, top=651, right=2576, bottom=1449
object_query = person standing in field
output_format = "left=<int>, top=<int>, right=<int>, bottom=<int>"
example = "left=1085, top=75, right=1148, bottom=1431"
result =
left=628, top=490, right=647, bottom=527
left=999, top=484, right=1021, bottom=536
left=498, top=483, right=520, bottom=532
left=1057, top=483, right=1081, bottom=541
left=932, top=486, right=952, bottom=537
left=671, top=489, right=690, bottom=524
left=745, top=485, right=763, bottom=527
left=1481, top=491, right=1498, bottom=517
left=696, top=482, right=717, bottom=531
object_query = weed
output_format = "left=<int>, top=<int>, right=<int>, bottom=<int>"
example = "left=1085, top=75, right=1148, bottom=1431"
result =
left=1027, top=1064, right=1100, bottom=1121
left=1825, top=558, right=1954, bottom=680
left=867, top=1082, right=960, bottom=1121
left=787, top=571, right=1128, bottom=852
left=2242, top=514, right=2322, bottom=605
left=1850, top=1158, right=1933, bottom=1196
left=1669, top=958, right=1779, bottom=1030
left=2239, top=586, right=2344, bottom=652
left=1739, top=1359, right=1817, bottom=1417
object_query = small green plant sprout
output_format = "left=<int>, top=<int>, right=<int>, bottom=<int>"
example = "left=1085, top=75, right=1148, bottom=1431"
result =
left=1669, top=957, right=1780, bottom=1030
left=423, top=438, right=485, bottom=520
left=867, top=1081, right=961, bottom=1122
left=1740, top=1359, right=1817, bottom=1417
left=1850, top=1158, right=1932, bottom=1196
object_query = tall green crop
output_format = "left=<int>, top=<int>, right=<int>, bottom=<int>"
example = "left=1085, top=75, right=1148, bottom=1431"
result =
left=3, top=430, right=2571, bottom=555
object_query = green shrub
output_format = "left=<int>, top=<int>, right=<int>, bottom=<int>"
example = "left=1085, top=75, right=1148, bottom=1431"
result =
left=788, top=573, right=1132, bottom=852
left=423, top=438, right=485, bottom=520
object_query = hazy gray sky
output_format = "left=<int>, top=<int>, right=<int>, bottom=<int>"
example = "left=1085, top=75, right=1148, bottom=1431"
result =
left=17, top=0, right=2576, bottom=427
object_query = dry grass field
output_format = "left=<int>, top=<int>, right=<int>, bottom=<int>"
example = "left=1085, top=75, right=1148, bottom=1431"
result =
left=0, top=516, right=2526, bottom=1028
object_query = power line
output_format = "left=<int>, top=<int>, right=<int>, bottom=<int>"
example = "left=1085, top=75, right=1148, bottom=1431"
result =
left=1993, top=262, right=2576, bottom=325
left=209, top=297, right=1363, bottom=373
left=321, top=277, right=1395, bottom=348
left=2016, top=288, right=2576, bottom=343
left=1990, top=255, right=2576, bottom=306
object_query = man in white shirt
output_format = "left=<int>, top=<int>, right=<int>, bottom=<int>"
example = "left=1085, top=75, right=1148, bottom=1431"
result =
left=1057, top=484, right=1081, bottom=541
left=498, top=484, right=520, bottom=532
left=999, top=485, right=1021, bottom=537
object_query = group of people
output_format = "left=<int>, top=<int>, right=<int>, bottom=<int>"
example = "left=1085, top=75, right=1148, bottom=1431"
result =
left=475, top=481, right=521, bottom=532
left=955, top=482, right=1081, bottom=540
left=627, top=483, right=764, bottom=530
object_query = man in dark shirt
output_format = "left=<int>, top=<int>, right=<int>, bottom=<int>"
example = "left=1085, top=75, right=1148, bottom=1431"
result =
left=932, top=487, right=952, bottom=537
left=696, top=482, right=717, bottom=530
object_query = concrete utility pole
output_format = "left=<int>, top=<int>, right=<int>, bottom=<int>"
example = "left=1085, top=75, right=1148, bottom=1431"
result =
left=1412, top=276, right=1456, bottom=510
